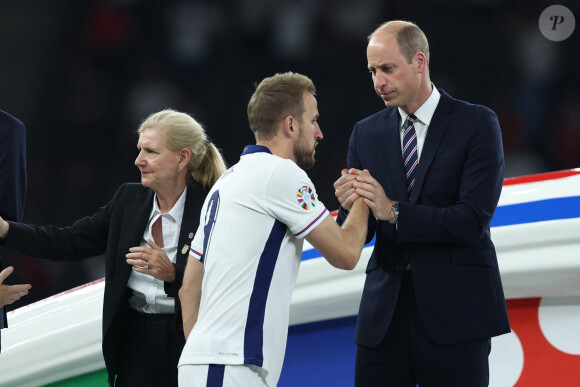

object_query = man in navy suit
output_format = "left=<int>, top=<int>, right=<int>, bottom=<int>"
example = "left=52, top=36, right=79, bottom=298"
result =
left=334, top=21, right=510, bottom=386
left=0, top=110, right=31, bottom=352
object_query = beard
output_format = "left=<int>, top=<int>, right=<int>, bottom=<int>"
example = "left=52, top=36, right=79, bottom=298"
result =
left=293, top=129, right=316, bottom=170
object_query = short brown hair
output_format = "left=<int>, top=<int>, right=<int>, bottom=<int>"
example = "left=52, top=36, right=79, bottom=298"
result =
left=368, top=21, right=430, bottom=66
left=247, top=72, right=316, bottom=141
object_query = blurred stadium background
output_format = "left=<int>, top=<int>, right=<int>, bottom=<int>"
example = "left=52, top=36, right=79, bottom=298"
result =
left=1, top=0, right=578, bottom=307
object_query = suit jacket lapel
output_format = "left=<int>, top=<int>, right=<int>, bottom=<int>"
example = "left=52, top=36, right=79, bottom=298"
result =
left=177, top=181, right=207, bottom=267
left=118, top=188, right=153, bottom=281
left=382, top=109, right=409, bottom=202
left=410, top=90, right=454, bottom=203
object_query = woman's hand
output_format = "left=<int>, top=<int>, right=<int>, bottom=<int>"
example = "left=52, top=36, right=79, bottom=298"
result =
left=126, top=239, right=176, bottom=283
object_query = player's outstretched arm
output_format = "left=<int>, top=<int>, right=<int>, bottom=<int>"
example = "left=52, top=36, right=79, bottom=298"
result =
left=305, top=197, right=369, bottom=270
left=178, top=257, right=204, bottom=339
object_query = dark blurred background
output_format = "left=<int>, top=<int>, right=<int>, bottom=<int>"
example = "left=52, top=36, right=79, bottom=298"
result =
left=1, top=0, right=579, bottom=308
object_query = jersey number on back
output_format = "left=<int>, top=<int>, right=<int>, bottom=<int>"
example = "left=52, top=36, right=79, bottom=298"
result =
left=201, top=190, right=220, bottom=264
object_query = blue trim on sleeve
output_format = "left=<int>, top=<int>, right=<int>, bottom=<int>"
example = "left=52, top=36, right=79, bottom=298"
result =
left=295, top=208, right=328, bottom=237
left=189, top=248, right=202, bottom=259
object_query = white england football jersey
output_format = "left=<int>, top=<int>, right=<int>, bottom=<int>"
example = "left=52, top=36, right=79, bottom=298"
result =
left=178, top=145, right=328, bottom=385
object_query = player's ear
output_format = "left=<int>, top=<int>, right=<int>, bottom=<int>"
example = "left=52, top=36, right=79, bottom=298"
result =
left=283, top=115, right=297, bottom=138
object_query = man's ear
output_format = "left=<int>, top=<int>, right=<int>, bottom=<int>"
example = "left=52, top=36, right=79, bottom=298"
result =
left=283, top=115, right=296, bottom=138
left=415, top=51, right=428, bottom=74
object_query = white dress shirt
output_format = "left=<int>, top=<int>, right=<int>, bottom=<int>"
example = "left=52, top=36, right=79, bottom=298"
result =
left=398, top=85, right=441, bottom=160
left=127, top=187, right=187, bottom=314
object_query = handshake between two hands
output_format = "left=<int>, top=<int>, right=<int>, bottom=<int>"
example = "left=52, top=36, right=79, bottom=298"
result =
left=333, top=168, right=396, bottom=222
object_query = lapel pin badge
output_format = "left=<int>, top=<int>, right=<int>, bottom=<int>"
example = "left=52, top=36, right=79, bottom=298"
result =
left=182, top=244, right=190, bottom=255
left=188, top=232, right=194, bottom=239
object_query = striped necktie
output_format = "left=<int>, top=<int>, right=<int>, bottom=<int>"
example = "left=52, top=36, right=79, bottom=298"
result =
left=403, top=114, right=419, bottom=197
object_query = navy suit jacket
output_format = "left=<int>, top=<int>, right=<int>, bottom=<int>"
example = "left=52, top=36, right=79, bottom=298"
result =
left=2, top=181, right=207, bottom=385
left=0, top=110, right=27, bottom=345
left=338, top=90, right=510, bottom=347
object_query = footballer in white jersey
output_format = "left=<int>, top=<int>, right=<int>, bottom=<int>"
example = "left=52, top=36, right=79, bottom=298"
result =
left=178, top=72, right=369, bottom=387
left=178, top=145, right=328, bottom=385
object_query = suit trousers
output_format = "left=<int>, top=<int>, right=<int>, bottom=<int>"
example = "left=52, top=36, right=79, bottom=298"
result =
left=355, top=271, right=491, bottom=387
left=115, top=308, right=182, bottom=387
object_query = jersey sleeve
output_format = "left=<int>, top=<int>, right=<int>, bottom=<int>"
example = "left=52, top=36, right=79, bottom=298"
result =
left=264, top=160, right=329, bottom=239
left=189, top=222, right=204, bottom=262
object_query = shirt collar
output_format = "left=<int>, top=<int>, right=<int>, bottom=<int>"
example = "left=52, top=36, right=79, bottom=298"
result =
left=150, top=186, right=188, bottom=221
left=398, top=85, right=441, bottom=128
left=241, top=144, right=272, bottom=156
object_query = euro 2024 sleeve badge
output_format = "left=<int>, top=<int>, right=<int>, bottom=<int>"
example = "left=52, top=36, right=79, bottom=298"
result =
left=297, top=185, right=316, bottom=211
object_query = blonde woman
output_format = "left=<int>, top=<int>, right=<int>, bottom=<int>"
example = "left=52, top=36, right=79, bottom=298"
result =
left=0, top=109, right=226, bottom=386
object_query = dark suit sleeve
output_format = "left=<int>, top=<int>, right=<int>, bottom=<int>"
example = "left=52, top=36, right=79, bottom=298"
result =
left=397, top=108, right=504, bottom=244
left=1, top=185, right=128, bottom=261
left=165, top=263, right=185, bottom=297
left=340, top=123, right=377, bottom=244
left=0, top=111, right=27, bottom=222
left=0, top=111, right=27, bottom=332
